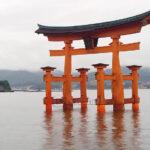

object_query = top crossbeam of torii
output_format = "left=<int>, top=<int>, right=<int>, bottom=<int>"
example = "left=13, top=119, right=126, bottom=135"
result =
left=35, top=11, right=150, bottom=56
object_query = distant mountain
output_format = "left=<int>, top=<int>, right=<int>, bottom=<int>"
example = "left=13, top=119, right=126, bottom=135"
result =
left=0, top=70, right=63, bottom=90
left=88, top=67, right=150, bottom=89
left=0, top=67, right=150, bottom=90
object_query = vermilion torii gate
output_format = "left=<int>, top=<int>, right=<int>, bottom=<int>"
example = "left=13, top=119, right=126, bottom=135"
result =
left=36, top=11, right=150, bottom=113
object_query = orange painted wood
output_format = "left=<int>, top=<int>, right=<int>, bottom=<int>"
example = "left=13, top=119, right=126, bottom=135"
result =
left=104, top=75, right=115, bottom=80
left=40, top=17, right=145, bottom=112
left=51, top=76, right=81, bottom=82
left=127, top=66, right=141, bottom=111
left=132, top=103, right=139, bottom=112
left=53, top=98, right=137, bottom=105
left=132, top=71, right=139, bottom=103
left=63, top=41, right=73, bottom=109
left=93, top=64, right=108, bottom=112
left=98, top=98, right=137, bottom=105
left=42, top=69, right=54, bottom=112
left=77, top=69, right=89, bottom=108
left=71, top=77, right=82, bottom=82
left=50, top=42, right=140, bottom=56
left=119, top=42, right=140, bottom=52
left=51, top=76, right=65, bottom=82
left=104, top=75, right=133, bottom=81
left=96, top=69, right=106, bottom=105
left=123, top=75, right=133, bottom=80
left=52, top=98, right=81, bottom=104
left=111, top=37, right=125, bottom=111
left=110, top=98, right=133, bottom=105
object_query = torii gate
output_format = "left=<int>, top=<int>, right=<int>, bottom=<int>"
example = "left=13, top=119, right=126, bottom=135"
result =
left=36, top=11, right=150, bottom=113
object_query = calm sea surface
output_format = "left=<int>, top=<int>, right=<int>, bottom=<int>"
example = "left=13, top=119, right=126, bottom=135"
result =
left=0, top=89, right=150, bottom=150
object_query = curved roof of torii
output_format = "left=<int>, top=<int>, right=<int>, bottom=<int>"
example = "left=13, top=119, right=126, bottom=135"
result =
left=35, top=11, right=150, bottom=41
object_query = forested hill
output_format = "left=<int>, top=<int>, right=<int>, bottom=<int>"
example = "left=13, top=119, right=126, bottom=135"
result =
left=0, top=70, right=63, bottom=90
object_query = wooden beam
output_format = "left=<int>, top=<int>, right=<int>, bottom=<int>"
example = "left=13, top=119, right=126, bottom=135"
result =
left=119, top=42, right=140, bottom=52
left=52, top=76, right=65, bottom=82
left=104, top=75, right=115, bottom=80
left=52, top=98, right=81, bottom=104
left=52, top=98, right=138, bottom=105
left=71, top=45, right=112, bottom=55
left=51, top=76, right=81, bottom=82
left=96, top=98, right=134, bottom=105
left=50, top=42, right=140, bottom=56
left=71, top=77, right=81, bottom=82
left=50, top=45, right=112, bottom=56
left=123, top=75, right=133, bottom=80
left=50, top=50, right=66, bottom=56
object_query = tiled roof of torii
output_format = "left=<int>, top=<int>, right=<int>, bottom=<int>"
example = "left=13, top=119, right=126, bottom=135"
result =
left=36, top=11, right=150, bottom=36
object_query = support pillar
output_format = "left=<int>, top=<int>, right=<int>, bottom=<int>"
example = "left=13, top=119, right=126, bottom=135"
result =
left=41, top=66, right=56, bottom=113
left=63, top=41, right=73, bottom=110
left=76, top=68, right=89, bottom=110
left=93, top=63, right=108, bottom=112
left=111, top=36, right=125, bottom=111
left=127, top=65, right=141, bottom=111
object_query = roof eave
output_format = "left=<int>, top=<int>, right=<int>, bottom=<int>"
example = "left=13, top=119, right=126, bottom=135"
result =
left=35, top=11, right=150, bottom=40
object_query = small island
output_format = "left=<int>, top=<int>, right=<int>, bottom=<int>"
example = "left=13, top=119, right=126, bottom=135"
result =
left=0, top=80, right=12, bottom=92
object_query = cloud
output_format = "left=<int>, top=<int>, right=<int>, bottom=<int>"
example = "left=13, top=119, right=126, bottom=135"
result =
left=0, top=0, right=150, bottom=71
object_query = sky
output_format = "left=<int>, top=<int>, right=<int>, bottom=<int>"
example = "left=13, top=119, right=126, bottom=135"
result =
left=0, top=0, right=150, bottom=71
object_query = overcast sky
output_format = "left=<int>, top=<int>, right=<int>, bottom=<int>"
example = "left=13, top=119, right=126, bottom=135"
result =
left=0, top=0, right=150, bottom=71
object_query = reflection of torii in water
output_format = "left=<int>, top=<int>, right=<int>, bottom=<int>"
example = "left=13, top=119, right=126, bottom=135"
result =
left=36, top=11, right=150, bottom=113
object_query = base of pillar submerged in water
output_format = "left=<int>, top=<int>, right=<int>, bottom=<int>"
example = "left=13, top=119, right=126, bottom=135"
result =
left=97, top=105, right=105, bottom=112
left=63, top=104, right=73, bottom=111
left=113, top=104, right=125, bottom=112
left=132, top=103, right=139, bottom=112
left=44, top=97, right=53, bottom=113
left=45, top=104, right=52, bottom=113
left=81, top=102, right=88, bottom=110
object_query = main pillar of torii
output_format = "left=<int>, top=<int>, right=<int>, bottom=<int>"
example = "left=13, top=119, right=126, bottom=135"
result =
left=36, top=11, right=150, bottom=111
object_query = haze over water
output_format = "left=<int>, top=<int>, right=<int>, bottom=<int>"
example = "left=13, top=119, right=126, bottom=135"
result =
left=0, top=89, right=150, bottom=150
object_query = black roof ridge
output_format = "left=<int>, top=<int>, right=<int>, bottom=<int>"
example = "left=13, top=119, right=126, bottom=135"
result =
left=36, top=10, right=150, bottom=34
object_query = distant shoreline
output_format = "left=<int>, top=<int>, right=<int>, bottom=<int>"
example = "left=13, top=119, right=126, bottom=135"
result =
left=0, top=88, right=149, bottom=93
